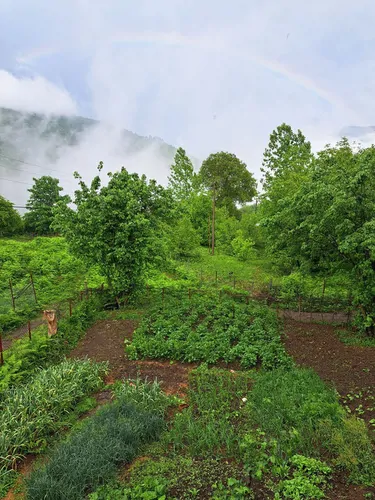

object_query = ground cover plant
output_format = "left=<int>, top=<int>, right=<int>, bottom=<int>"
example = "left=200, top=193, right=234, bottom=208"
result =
left=90, top=366, right=375, bottom=499
left=0, top=237, right=104, bottom=332
left=26, top=378, right=177, bottom=500
left=0, top=295, right=105, bottom=393
left=0, top=358, right=107, bottom=496
left=126, top=292, right=291, bottom=369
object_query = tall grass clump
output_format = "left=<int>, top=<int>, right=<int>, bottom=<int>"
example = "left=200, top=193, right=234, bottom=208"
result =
left=26, top=378, right=175, bottom=500
left=0, top=358, right=107, bottom=490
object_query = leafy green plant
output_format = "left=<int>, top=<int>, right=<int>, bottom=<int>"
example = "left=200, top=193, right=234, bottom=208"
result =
left=127, top=293, right=291, bottom=369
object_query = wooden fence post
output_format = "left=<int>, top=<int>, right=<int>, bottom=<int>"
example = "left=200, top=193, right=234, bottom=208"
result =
left=0, top=331, right=3, bottom=365
left=233, top=276, right=236, bottom=289
left=69, top=299, right=72, bottom=317
left=215, top=271, right=218, bottom=286
left=28, top=320, right=32, bottom=340
left=9, top=279, right=15, bottom=311
left=30, top=272, right=37, bottom=303
left=298, top=295, right=302, bottom=319
left=188, top=288, right=191, bottom=301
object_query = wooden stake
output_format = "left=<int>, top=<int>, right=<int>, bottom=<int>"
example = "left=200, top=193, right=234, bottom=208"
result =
left=9, top=279, right=15, bottom=311
left=0, top=331, right=3, bottom=365
left=28, top=320, right=31, bottom=340
left=69, top=299, right=72, bottom=317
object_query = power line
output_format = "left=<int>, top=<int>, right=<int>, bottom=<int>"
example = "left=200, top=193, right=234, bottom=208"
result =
left=0, top=152, right=47, bottom=170
left=0, top=176, right=33, bottom=186
left=0, top=155, right=74, bottom=182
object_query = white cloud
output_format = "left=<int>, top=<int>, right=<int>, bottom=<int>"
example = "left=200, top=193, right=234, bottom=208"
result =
left=0, top=70, right=77, bottom=115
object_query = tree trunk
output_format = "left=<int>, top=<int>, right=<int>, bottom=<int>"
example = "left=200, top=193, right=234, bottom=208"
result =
left=211, top=190, right=215, bottom=255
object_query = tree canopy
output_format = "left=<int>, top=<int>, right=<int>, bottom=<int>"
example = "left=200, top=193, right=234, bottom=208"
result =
left=24, top=176, right=67, bottom=235
left=54, top=164, right=173, bottom=295
left=0, top=196, right=23, bottom=237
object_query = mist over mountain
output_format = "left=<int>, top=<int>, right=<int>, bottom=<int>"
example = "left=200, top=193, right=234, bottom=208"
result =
left=0, top=107, right=178, bottom=209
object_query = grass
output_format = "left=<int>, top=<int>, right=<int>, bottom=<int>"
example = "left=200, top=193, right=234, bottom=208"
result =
left=26, top=379, right=176, bottom=500
left=0, top=236, right=104, bottom=332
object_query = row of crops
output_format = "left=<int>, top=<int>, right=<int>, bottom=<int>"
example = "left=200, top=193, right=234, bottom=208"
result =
left=1, top=284, right=375, bottom=498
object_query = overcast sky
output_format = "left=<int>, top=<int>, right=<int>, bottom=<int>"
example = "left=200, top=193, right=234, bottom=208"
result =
left=0, top=0, right=374, bottom=181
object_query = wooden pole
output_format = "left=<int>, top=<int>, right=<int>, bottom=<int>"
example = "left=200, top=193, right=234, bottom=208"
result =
left=215, top=270, right=218, bottom=286
left=30, top=272, right=37, bottom=303
left=69, top=299, right=72, bottom=317
left=233, top=276, right=236, bottom=289
left=211, top=190, right=215, bottom=255
left=9, top=279, right=15, bottom=311
left=0, top=331, right=3, bottom=365
left=208, top=216, right=211, bottom=254
left=28, top=320, right=31, bottom=340
left=188, top=288, right=191, bottom=300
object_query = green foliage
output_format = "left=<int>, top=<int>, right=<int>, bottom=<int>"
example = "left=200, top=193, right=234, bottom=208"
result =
left=168, top=216, right=201, bottom=259
left=0, top=358, right=107, bottom=486
left=261, top=123, right=312, bottom=195
left=0, top=236, right=104, bottom=332
left=231, top=230, right=255, bottom=261
left=26, top=379, right=173, bottom=500
left=168, top=147, right=198, bottom=202
left=275, top=455, right=331, bottom=500
left=0, top=296, right=103, bottom=392
left=24, top=176, right=68, bottom=235
left=0, top=196, right=23, bottom=237
left=113, top=377, right=180, bottom=417
left=200, top=151, right=257, bottom=215
left=261, top=138, right=375, bottom=332
left=248, top=367, right=375, bottom=485
left=126, top=293, right=291, bottom=369
left=167, top=366, right=252, bottom=456
left=54, top=164, right=173, bottom=295
left=212, top=477, right=253, bottom=499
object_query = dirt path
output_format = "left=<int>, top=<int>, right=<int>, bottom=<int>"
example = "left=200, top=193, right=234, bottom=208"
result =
left=69, top=319, right=194, bottom=397
left=2, top=318, right=44, bottom=350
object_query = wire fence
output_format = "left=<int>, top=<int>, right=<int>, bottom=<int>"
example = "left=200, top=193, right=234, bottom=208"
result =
left=0, top=283, right=105, bottom=365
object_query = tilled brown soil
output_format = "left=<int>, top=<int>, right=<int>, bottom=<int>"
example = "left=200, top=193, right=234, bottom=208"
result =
left=69, top=319, right=194, bottom=397
left=283, top=318, right=375, bottom=499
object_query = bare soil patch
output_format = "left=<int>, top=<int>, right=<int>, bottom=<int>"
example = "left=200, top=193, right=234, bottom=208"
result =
left=69, top=319, right=194, bottom=397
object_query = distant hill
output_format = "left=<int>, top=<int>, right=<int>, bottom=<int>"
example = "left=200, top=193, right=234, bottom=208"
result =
left=0, top=107, right=179, bottom=206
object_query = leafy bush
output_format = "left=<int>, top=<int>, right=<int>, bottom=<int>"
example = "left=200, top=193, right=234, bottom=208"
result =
left=0, top=236, right=104, bottom=332
left=0, top=358, right=107, bottom=490
left=126, top=293, right=291, bottom=369
left=0, top=296, right=103, bottom=393
left=26, top=379, right=174, bottom=500
left=231, top=230, right=255, bottom=261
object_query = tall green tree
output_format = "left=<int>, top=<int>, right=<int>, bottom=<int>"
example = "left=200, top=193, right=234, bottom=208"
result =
left=268, top=139, right=375, bottom=334
left=0, top=196, right=23, bottom=236
left=24, top=176, right=67, bottom=235
left=261, top=123, right=313, bottom=195
left=168, top=147, right=197, bottom=202
left=260, top=124, right=313, bottom=267
left=54, top=164, right=173, bottom=296
left=200, top=151, right=257, bottom=254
